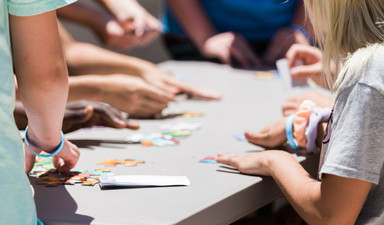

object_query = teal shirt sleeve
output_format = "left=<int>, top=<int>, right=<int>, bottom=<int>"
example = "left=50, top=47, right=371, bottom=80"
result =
left=8, top=0, right=76, bottom=16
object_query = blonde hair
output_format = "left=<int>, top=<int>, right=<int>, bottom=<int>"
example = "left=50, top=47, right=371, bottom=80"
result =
left=305, top=0, right=384, bottom=90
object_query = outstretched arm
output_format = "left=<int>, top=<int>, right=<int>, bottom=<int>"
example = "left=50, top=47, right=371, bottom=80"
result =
left=11, top=11, right=79, bottom=172
left=217, top=151, right=371, bottom=224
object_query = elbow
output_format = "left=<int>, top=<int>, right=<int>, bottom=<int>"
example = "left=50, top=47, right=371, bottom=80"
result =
left=36, top=62, right=69, bottom=92
left=307, top=212, right=356, bottom=225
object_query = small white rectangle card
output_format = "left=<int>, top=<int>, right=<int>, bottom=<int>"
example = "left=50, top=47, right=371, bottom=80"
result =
left=99, top=175, right=191, bottom=188
left=276, top=58, right=292, bottom=90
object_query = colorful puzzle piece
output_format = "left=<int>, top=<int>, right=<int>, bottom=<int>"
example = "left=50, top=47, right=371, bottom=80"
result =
left=181, top=112, right=204, bottom=118
left=160, top=122, right=201, bottom=132
left=124, top=131, right=189, bottom=147
left=96, top=159, right=145, bottom=167
left=234, top=134, right=247, bottom=141
left=30, top=169, right=112, bottom=187
left=199, top=156, right=218, bottom=164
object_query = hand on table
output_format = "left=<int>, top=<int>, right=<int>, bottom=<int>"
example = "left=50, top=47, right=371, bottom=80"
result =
left=201, top=32, right=261, bottom=69
left=216, top=152, right=274, bottom=176
left=62, top=100, right=140, bottom=133
left=97, top=75, right=174, bottom=118
left=244, top=117, right=287, bottom=149
left=141, top=68, right=222, bottom=100
left=282, top=92, right=334, bottom=117
left=24, top=139, right=80, bottom=173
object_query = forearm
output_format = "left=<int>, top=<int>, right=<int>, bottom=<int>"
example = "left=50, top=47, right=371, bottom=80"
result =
left=266, top=151, right=324, bottom=223
left=65, top=42, right=154, bottom=76
left=57, top=3, right=112, bottom=35
left=166, top=0, right=217, bottom=49
left=67, top=75, right=103, bottom=102
left=266, top=151, right=354, bottom=224
left=11, top=12, right=68, bottom=150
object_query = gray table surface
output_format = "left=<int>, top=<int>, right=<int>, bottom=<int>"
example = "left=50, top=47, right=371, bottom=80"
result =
left=32, top=61, right=322, bottom=225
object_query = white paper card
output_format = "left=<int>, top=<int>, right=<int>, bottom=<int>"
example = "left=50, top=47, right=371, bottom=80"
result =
left=99, top=175, right=191, bottom=188
left=276, top=58, right=292, bottom=90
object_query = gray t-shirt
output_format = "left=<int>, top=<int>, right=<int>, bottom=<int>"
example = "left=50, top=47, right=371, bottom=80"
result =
left=319, top=45, right=384, bottom=224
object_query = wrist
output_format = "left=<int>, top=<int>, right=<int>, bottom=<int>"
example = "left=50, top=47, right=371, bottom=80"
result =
left=25, top=125, right=64, bottom=155
left=266, top=151, right=292, bottom=176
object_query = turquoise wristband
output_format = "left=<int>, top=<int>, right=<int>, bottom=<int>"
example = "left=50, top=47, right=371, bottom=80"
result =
left=286, top=114, right=300, bottom=150
left=25, top=126, right=64, bottom=158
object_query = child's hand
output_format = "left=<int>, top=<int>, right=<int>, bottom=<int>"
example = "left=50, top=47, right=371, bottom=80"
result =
left=62, top=100, right=140, bottom=133
left=285, top=44, right=325, bottom=87
left=244, top=117, right=287, bottom=149
left=201, top=32, right=261, bottom=68
left=52, top=139, right=80, bottom=173
left=24, top=139, right=80, bottom=173
left=216, top=152, right=272, bottom=176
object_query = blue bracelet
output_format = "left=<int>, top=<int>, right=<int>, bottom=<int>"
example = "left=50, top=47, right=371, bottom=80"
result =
left=286, top=114, right=301, bottom=150
left=289, top=24, right=312, bottom=44
left=25, top=126, right=64, bottom=158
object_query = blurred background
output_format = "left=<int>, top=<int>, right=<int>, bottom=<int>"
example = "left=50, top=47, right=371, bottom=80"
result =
left=60, top=0, right=170, bottom=63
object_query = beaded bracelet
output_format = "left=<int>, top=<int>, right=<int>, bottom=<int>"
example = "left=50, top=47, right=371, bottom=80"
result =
left=286, top=114, right=301, bottom=150
left=25, top=126, right=64, bottom=158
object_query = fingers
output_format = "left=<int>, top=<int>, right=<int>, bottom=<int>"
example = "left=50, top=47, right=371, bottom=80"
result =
left=244, top=117, right=288, bottom=148
left=62, top=105, right=94, bottom=133
left=165, top=78, right=221, bottom=100
left=99, top=105, right=140, bottom=130
left=216, top=153, right=240, bottom=168
left=141, top=84, right=175, bottom=103
left=290, top=63, right=322, bottom=80
left=54, top=140, right=80, bottom=173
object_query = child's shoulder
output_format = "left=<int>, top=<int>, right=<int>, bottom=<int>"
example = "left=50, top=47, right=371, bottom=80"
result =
left=338, top=44, right=384, bottom=96
left=358, top=44, right=384, bottom=93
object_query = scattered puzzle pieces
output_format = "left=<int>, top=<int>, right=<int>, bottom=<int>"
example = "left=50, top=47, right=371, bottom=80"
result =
left=30, top=157, right=114, bottom=187
left=124, top=131, right=191, bottom=147
left=160, top=122, right=201, bottom=132
left=30, top=169, right=112, bottom=187
left=199, top=156, right=218, bottom=164
left=96, top=159, right=145, bottom=167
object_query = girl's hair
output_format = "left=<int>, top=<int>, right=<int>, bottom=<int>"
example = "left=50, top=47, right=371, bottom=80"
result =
left=304, top=0, right=384, bottom=90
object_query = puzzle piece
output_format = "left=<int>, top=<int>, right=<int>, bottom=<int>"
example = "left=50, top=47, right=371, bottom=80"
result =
left=96, top=159, right=145, bottom=167
left=199, top=156, right=218, bottom=164
left=181, top=112, right=204, bottom=118
left=234, top=134, right=247, bottom=141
